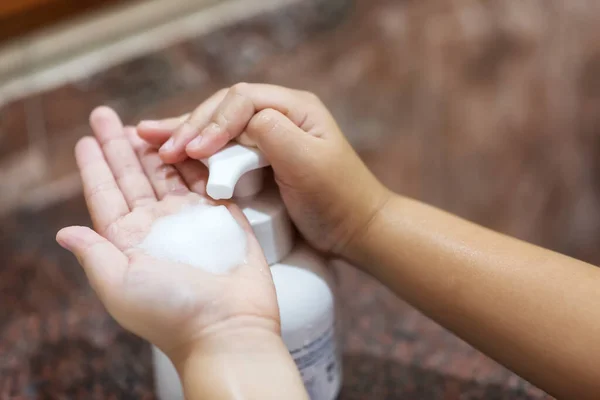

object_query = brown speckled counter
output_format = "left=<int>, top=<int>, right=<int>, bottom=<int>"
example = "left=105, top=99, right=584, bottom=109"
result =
left=2, top=0, right=599, bottom=398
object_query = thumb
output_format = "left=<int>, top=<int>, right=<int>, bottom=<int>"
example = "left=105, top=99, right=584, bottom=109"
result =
left=56, top=226, right=127, bottom=301
left=246, top=109, right=322, bottom=174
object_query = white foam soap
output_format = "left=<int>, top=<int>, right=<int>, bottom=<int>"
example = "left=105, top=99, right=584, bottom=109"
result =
left=138, top=204, right=247, bottom=274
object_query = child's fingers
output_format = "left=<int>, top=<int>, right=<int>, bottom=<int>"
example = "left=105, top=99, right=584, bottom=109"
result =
left=75, top=137, right=130, bottom=235
left=136, top=114, right=189, bottom=146
left=183, top=83, right=311, bottom=159
left=56, top=226, right=128, bottom=304
left=246, top=108, right=320, bottom=173
left=157, top=89, right=228, bottom=164
left=125, top=128, right=189, bottom=199
left=90, top=107, right=157, bottom=209
left=140, top=83, right=319, bottom=163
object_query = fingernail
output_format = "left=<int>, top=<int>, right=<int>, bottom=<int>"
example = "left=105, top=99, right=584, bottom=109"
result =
left=160, top=137, right=174, bottom=152
left=138, top=120, right=161, bottom=129
left=187, top=135, right=203, bottom=150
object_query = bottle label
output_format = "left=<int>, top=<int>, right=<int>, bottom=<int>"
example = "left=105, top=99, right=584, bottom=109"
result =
left=290, top=326, right=341, bottom=400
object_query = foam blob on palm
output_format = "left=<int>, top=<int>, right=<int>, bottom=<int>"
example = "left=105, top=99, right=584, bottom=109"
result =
left=138, top=203, right=247, bottom=274
left=138, top=143, right=269, bottom=274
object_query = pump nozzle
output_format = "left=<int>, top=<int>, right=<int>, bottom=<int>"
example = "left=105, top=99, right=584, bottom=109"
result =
left=200, top=143, right=270, bottom=200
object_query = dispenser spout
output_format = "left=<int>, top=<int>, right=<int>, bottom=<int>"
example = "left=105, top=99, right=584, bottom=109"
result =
left=201, top=143, right=270, bottom=200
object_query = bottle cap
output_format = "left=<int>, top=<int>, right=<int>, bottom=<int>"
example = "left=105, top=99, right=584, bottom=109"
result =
left=200, top=143, right=269, bottom=200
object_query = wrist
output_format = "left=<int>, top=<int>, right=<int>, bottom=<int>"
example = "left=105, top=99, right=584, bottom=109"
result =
left=167, top=315, right=280, bottom=365
left=336, top=180, right=393, bottom=263
left=173, top=320, right=308, bottom=400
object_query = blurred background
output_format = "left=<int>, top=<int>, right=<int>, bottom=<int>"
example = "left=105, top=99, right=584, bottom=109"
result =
left=1, top=0, right=598, bottom=398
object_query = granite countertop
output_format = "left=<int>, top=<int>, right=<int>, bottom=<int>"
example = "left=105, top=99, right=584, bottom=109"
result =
left=2, top=0, right=599, bottom=398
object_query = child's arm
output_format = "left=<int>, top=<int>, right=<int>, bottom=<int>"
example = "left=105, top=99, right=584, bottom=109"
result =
left=138, top=83, right=600, bottom=398
left=347, top=194, right=600, bottom=399
left=175, top=326, right=307, bottom=400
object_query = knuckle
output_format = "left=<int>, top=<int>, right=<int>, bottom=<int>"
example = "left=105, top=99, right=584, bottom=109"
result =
left=230, top=82, right=250, bottom=95
left=228, top=84, right=253, bottom=108
left=257, top=108, right=279, bottom=119
left=248, top=109, right=280, bottom=134
left=86, top=180, right=117, bottom=201
left=214, top=110, right=231, bottom=127
left=114, top=162, right=141, bottom=180
left=300, top=90, right=320, bottom=102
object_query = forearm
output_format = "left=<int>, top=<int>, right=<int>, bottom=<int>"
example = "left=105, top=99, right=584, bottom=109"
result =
left=347, top=194, right=600, bottom=398
left=174, top=327, right=308, bottom=400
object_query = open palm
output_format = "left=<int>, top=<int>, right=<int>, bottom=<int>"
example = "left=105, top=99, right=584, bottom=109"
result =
left=56, top=107, right=279, bottom=355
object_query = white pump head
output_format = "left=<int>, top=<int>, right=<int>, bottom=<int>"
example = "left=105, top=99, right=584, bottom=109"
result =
left=200, top=143, right=270, bottom=200
left=200, top=142, right=295, bottom=265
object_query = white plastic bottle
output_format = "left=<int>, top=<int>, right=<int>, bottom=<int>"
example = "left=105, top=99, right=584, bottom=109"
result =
left=152, top=143, right=342, bottom=400
left=271, top=244, right=342, bottom=400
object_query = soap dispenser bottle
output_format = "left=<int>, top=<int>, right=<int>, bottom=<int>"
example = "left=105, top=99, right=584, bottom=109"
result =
left=152, top=143, right=342, bottom=400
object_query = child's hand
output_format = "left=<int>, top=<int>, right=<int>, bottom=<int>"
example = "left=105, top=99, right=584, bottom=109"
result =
left=137, top=83, right=391, bottom=257
left=57, top=107, right=279, bottom=360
